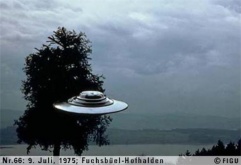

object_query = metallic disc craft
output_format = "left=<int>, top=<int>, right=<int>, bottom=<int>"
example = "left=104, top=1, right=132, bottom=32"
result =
left=53, top=91, right=128, bottom=115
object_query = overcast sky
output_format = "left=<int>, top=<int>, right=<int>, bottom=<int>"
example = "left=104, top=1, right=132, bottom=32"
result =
left=1, top=0, right=240, bottom=117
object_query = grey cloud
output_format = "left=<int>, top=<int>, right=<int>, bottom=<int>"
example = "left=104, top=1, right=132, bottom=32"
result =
left=215, top=0, right=241, bottom=13
left=90, top=2, right=240, bottom=76
left=0, top=1, right=9, bottom=9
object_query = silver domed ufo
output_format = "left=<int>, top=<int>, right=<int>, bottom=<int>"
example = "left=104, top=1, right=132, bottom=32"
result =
left=53, top=91, right=128, bottom=115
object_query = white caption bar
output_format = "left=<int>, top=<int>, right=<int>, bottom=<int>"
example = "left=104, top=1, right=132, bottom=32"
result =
left=0, top=156, right=240, bottom=165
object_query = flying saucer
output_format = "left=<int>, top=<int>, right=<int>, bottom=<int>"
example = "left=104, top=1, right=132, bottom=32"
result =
left=53, top=91, right=128, bottom=115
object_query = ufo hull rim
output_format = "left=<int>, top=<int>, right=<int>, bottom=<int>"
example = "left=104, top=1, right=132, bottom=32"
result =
left=53, top=99, right=128, bottom=115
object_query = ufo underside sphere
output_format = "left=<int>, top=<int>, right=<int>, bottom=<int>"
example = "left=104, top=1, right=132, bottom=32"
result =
left=53, top=91, right=128, bottom=115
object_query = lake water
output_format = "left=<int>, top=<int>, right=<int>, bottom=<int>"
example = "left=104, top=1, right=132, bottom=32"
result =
left=0, top=144, right=213, bottom=156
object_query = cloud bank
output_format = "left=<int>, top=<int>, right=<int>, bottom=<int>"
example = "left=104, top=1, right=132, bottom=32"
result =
left=1, top=0, right=240, bottom=117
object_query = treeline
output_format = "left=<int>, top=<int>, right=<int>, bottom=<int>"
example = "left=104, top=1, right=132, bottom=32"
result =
left=183, top=139, right=241, bottom=156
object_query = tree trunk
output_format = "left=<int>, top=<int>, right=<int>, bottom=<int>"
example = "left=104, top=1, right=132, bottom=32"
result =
left=53, top=143, right=60, bottom=156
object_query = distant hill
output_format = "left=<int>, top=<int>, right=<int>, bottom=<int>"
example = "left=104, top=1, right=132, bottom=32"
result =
left=1, top=109, right=240, bottom=130
left=110, top=112, right=240, bottom=130
left=0, top=126, right=18, bottom=145
left=107, top=128, right=240, bottom=145
left=1, top=126, right=240, bottom=145
left=0, top=109, right=23, bottom=128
